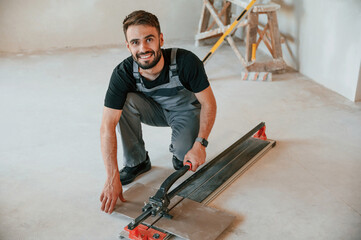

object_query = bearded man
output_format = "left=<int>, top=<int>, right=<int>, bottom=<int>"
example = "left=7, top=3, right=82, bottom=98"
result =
left=100, top=10, right=217, bottom=214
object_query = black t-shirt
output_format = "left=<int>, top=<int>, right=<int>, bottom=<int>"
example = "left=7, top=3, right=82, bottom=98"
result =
left=104, top=48, right=209, bottom=110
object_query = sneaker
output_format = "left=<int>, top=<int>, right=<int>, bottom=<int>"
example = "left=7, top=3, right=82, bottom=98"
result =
left=119, top=152, right=151, bottom=185
left=172, top=155, right=184, bottom=170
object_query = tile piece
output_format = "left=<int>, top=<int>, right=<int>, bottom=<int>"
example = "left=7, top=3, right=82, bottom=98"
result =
left=114, top=183, right=235, bottom=240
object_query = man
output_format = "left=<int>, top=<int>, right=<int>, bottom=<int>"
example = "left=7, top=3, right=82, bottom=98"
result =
left=100, top=10, right=217, bottom=214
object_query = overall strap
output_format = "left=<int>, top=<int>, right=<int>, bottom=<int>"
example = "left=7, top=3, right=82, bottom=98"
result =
left=169, top=48, right=178, bottom=77
left=132, top=61, right=141, bottom=83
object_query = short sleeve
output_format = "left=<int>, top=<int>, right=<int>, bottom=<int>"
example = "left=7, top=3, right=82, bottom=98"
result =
left=177, top=49, right=210, bottom=93
left=104, top=59, right=136, bottom=110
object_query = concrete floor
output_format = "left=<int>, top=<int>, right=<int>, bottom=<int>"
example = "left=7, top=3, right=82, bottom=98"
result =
left=1, top=41, right=361, bottom=240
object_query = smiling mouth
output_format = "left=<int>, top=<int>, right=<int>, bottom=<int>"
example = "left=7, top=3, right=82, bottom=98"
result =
left=137, top=52, right=154, bottom=60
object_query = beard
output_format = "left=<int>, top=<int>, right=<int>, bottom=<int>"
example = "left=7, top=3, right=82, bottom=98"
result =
left=132, top=45, right=162, bottom=70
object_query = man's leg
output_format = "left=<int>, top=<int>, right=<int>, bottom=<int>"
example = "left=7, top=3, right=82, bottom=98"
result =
left=118, top=92, right=168, bottom=167
left=167, top=109, right=201, bottom=166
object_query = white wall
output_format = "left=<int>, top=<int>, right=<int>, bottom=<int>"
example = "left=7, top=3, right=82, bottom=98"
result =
left=0, top=0, right=202, bottom=53
left=356, top=63, right=361, bottom=101
left=1, top=0, right=360, bottom=101
left=274, top=0, right=361, bottom=102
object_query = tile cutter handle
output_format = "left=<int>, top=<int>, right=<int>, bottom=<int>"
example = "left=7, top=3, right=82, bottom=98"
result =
left=127, top=161, right=192, bottom=230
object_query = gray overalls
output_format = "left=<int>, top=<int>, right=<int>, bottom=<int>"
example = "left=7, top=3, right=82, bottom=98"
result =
left=118, top=48, right=201, bottom=167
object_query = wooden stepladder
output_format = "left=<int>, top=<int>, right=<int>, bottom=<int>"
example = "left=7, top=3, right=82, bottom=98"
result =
left=196, top=0, right=249, bottom=69
left=195, top=0, right=233, bottom=47
left=245, top=3, right=286, bottom=72
left=196, top=0, right=287, bottom=81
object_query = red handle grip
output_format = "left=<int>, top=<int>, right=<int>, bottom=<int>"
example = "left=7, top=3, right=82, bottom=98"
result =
left=184, top=161, right=192, bottom=170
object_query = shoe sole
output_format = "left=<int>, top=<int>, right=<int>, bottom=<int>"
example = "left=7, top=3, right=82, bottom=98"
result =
left=120, top=163, right=151, bottom=186
left=173, top=160, right=184, bottom=170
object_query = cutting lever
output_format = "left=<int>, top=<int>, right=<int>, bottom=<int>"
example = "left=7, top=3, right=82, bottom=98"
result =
left=127, top=161, right=192, bottom=230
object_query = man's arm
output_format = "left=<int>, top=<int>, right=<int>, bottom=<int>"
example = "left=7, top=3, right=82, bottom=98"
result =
left=184, top=86, right=217, bottom=171
left=99, top=106, right=125, bottom=214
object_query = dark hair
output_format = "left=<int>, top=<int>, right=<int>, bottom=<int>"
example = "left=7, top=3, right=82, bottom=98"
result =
left=123, top=10, right=161, bottom=40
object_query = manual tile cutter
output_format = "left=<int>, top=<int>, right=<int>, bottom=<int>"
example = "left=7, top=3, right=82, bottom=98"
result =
left=117, top=122, right=275, bottom=240
left=127, top=161, right=193, bottom=230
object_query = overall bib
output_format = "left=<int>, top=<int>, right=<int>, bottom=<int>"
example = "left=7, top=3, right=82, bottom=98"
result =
left=118, top=49, right=201, bottom=167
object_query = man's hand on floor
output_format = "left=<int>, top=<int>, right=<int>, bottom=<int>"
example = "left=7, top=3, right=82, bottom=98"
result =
left=100, top=174, right=126, bottom=214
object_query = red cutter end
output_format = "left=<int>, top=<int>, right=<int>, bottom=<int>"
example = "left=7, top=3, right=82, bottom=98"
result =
left=124, top=224, right=167, bottom=240
left=253, top=126, right=267, bottom=140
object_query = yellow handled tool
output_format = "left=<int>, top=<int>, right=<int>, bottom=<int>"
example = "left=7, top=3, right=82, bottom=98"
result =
left=252, top=43, right=257, bottom=61
left=202, top=0, right=257, bottom=64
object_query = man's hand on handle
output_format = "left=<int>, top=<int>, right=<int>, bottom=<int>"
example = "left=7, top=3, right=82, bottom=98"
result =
left=184, top=142, right=206, bottom=172
left=100, top=173, right=126, bottom=214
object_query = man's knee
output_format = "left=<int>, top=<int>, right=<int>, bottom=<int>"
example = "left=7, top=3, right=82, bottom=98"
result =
left=170, top=136, right=195, bottom=160
left=123, top=92, right=143, bottom=112
left=169, top=118, right=199, bottom=160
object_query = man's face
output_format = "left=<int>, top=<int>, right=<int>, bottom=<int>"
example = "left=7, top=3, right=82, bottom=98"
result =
left=126, top=25, right=164, bottom=70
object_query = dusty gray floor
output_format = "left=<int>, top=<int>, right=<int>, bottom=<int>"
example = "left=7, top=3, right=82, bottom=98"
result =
left=1, top=41, right=361, bottom=240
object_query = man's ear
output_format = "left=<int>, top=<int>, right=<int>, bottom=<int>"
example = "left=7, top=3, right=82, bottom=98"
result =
left=125, top=40, right=130, bottom=51
left=159, top=33, right=164, bottom=47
